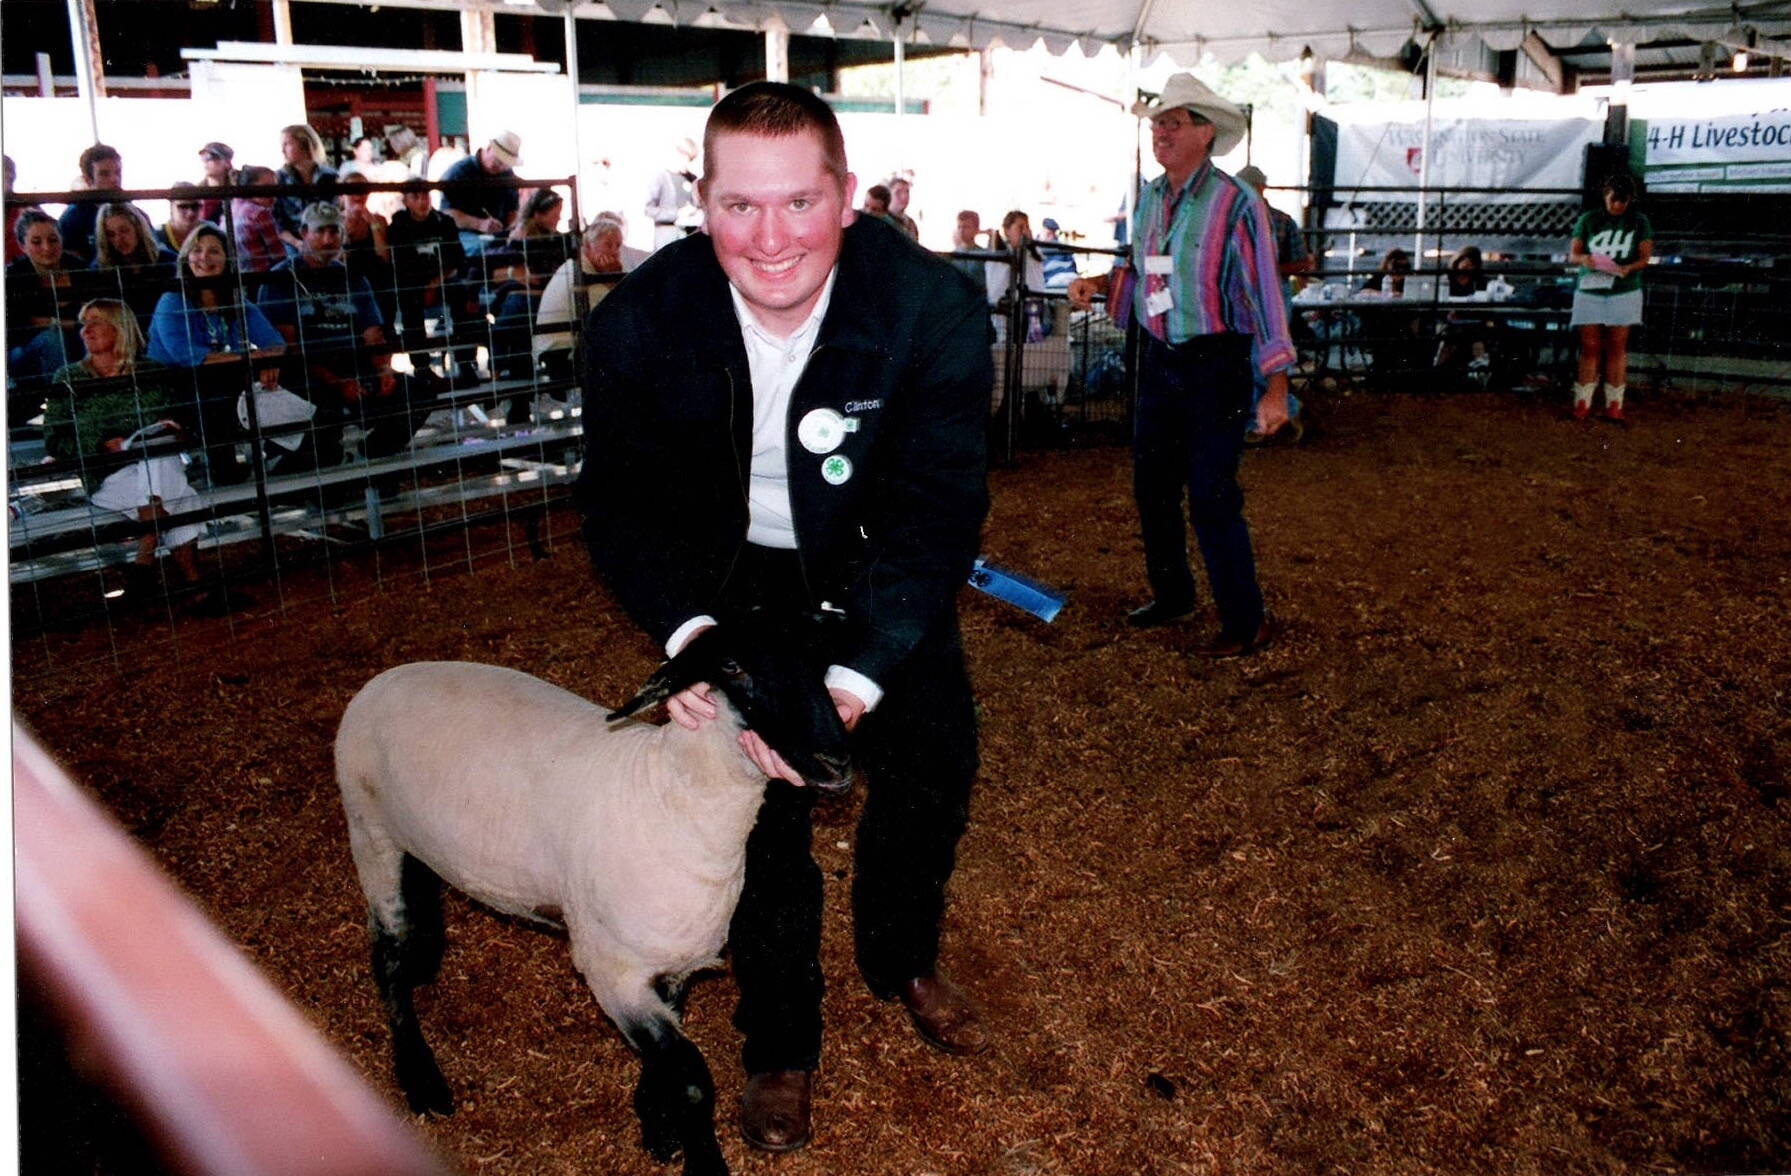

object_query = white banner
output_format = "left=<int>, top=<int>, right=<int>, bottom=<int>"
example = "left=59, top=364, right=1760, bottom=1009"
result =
left=1334, top=117, right=1598, bottom=199
left=1643, top=111, right=1791, bottom=167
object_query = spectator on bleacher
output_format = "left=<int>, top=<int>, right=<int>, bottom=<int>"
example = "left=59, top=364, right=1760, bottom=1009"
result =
left=439, top=131, right=523, bottom=256
left=1446, top=245, right=1486, bottom=298
left=509, top=187, right=564, bottom=242
left=7, top=210, right=90, bottom=395
left=338, top=135, right=379, bottom=182
left=274, top=124, right=340, bottom=254
left=1356, top=250, right=1428, bottom=388
left=1361, top=248, right=1411, bottom=296
left=384, top=125, right=426, bottom=176
left=158, top=182, right=205, bottom=254
left=486, top=189, right=578, bottom=385
left=985, top=210, right=1049, bottom=343
left=4, top=154, right=30, bottom=265
left=44, top=298, right=236, bottom=612
left=342, top=188, right=397, bottom=332
left=498, top=189, right=576, bottom=285
left=258, top=202, right=423, bottom=462
left=886, top=176, right=920, bottom=241
left=231, top=166, right=286, bottom=274
left=146, top=223, right=285, bottom=485
left=387, top=182, right=474, bottom=385
left=645, top=136, right=699, bottom=250
left=862, top=185, right=893, bottom=222
left=949, top=209, right=984, bottom=288
left=1433, top=245, right=1498, bottom=392
left=90, top=203, right=177, bottom=327
left=196, top=141, right=236, bottom=223
left=58, top=144, right=129, bottom=261
left=1568, top=171, right=1652, bottom=424
left=532, top=215, right=640, bottom=375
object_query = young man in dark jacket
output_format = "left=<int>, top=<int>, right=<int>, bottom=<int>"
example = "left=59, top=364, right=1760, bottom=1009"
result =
left=576, top=81, right=992, bottom=1154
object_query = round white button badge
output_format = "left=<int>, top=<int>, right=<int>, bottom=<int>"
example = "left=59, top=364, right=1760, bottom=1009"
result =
left=798, top=408, right=846, bottom=455
left=821, top=455, right=853, bottom=485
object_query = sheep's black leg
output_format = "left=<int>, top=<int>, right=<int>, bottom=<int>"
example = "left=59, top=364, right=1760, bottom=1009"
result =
left=621, top=1016, right=727, bottom=1176
left=397, top=853, right=446, bottom=985
left=653, top=973, right=691, bottom=1020
left=371, top=854, right=454, bottom=1116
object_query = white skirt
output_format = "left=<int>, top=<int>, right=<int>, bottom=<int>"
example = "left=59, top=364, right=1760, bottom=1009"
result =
left=90, top=454, right=205, bottom=549
left=1570, top=288, right=1643, bottom=327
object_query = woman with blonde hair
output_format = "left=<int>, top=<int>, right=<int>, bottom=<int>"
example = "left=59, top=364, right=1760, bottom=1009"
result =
left=90, top=202, right=176, bottom=324
left=274, top=122, right=339, bottom=252
left=46, top=298, right=243, bottom=612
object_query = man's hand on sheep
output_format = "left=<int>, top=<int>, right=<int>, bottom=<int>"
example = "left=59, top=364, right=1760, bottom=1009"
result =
left=667, top=621, right=863, bottom=783
left=669, top=681, right=864, bottom=786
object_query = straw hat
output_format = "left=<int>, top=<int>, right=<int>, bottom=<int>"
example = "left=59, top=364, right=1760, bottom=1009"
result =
left=1132, top=74, right=1248, bottom=156
left=488, top=130, right=523, bottom=168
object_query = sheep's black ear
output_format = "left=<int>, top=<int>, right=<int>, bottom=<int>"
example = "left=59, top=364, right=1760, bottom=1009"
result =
left=605, top=670, right=672, bottom=722
left=605, top=631, right=717, bottom=722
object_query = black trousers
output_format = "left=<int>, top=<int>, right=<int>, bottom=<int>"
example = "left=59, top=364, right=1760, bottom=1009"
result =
left=716, top=545, right=979, bottom=1075
left=1132, top=330, right=1265, bottom=639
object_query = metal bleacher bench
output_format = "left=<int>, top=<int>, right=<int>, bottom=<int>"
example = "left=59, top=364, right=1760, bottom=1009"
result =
left=8, top=371, right=584, bottom=586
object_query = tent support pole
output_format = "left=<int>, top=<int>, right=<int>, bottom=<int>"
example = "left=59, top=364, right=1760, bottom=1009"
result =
left=894, top=18, right=906, bottom=164
left=566, top=7, right=584, bottom=225
left=65, top=0, right=104, bottom=143
left=1414, top=31, right=1437, bottom=277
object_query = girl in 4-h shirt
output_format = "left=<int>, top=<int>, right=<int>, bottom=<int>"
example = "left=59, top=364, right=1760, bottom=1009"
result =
left=1567, top=170, right=1652, bottom=422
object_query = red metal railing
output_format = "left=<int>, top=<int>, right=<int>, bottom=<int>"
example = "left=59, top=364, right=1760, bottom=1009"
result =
left=14, top=723, right=452, bottom=1176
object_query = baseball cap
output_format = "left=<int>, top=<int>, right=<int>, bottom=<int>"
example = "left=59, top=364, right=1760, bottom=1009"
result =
left=301, top=201, right=344, bottom=230
left=199, top=141, right=235, bottom=162
left=1042, top=217, right=1061, bottom=232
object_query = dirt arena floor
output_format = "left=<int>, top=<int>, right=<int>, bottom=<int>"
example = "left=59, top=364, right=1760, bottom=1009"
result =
left=14, top=387, right=1791, bottom=1175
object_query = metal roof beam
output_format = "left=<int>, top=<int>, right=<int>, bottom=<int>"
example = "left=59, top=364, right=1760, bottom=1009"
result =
left=179, top=41, right=562, bottom=73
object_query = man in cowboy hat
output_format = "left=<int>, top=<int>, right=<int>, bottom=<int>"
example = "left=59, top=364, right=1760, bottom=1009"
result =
left=1070, top=73, right=1295, bottom=657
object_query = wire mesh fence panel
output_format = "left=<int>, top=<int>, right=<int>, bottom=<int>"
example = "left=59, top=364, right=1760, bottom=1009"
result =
left=8, top=178, right=600, bottom=683
left=13, top=178, right=1787, bottom=685
left=1002, top=295, right=1133, bottom=447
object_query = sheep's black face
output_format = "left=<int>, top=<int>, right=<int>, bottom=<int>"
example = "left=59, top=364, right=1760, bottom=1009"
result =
left=710, top=627, right=853, bottom=793
left=609, top=621, right=853, bottom=793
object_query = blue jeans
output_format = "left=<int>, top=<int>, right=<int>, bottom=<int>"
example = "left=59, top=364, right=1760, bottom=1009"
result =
left=1132, top=330, right=1265, bottom=638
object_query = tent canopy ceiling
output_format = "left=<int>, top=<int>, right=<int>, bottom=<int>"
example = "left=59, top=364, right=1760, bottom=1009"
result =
left=300, top=0, right=1791, bottom=75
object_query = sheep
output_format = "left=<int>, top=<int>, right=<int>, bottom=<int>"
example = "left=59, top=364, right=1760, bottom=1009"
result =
left=334, top=619, right=852, bottom=1176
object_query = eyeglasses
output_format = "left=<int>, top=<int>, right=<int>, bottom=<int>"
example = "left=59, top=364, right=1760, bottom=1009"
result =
left=175, top=202, right=202, bottom=212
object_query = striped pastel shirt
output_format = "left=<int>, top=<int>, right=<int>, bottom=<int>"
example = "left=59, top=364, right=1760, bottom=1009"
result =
left=1129, top=161, right=1297, bottom=376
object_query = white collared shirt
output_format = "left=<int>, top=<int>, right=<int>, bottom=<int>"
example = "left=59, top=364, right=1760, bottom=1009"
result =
left=729, top=269, right=836, bottom=549
left=666, top=266, right=883, bottom=712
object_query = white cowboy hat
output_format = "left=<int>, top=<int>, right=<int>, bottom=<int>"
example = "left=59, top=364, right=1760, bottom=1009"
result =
left=1132, top=74, right=1248, bottom=157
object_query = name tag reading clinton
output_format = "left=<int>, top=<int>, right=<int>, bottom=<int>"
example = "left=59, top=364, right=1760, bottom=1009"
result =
left=798, top=407, right=858, bottom=455
left=1143, top=254, right=1175, bottom=275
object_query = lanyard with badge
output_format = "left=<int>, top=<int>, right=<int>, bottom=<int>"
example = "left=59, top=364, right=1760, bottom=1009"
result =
left=1143, top=171, right=1198, bottom=326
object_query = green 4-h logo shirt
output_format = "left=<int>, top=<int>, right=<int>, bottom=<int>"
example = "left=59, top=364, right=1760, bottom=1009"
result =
left=1572, top=208, right=1653, bottom=296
